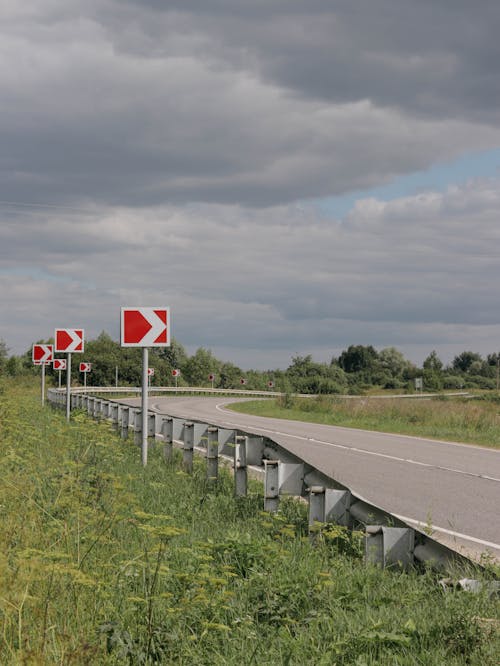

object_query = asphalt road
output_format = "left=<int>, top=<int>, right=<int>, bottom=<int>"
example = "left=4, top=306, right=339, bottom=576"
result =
left=128, top=395, right=500, bottom=560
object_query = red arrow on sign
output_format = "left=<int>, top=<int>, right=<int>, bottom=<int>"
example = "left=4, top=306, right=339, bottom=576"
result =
left=55, top=328, right=84, bottom=352
left=121, top=307, right=170, bottom=347
left=80, top=362, right=92, bottom=372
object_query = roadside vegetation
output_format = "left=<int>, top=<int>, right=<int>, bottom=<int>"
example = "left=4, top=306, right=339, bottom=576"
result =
left=229, top=394, right=500, bottom=449
left=2, top=333, right=500, bottom=395
left=0, top=378, right=499, bottom=664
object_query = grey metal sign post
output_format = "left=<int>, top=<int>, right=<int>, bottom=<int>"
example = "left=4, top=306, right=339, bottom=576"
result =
left=142, top=348, right=149, bottom=466
left=66, top=353, right=72, bottom=422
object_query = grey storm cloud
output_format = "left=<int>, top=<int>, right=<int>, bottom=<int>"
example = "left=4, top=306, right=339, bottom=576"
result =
left=1, top=1, right=500, bottom=207
left=2, top=177, right=500, bottom=366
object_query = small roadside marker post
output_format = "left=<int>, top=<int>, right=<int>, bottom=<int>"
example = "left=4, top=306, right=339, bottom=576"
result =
left=32, top=344, right=53, bottom=405
left=55, top=329, right=84, bottom=421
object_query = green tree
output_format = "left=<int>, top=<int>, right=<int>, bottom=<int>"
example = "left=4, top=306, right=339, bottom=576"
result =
left=158, top=338, right=188, bottom=371
left=452, top=351, right=483, bottom=373
left=183, top=348, right=220, bottom=386
left=378, top=347, right=411, bottom=378
left=338, top=345, right=378, bottom=374
left=0, top=339, right=8, bottom=373
left=423, top=350, right=443, bottom=372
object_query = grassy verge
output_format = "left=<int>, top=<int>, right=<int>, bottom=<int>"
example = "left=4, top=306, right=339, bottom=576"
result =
left=1, top=379, right=499, bottom=664
left=228, top=394, right=500, bottom=449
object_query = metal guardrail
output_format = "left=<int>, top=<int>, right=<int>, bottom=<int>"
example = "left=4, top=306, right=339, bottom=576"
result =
left=47, top=387, right=484, bottom=573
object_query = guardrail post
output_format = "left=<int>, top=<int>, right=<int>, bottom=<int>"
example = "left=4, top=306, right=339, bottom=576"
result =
left=207, top=426, right=219, bottom=482
left=87, top=396, right=94, bottom=417
left=102, top=400, right=110, bottom=419
left=110, top=403, right=119, bottom=429
left=308, top=487, right=352, bottom=528
left=161, top=417, right=174, bottom=462
left=365, top=526, right=415, bottom=570
left=148, top=413, right=156, bottom=440
left=278, top=462, right=304, bottom=496
left=234, top=436, right=247, bottom=497
left=264, top=460, right=280, bottom=512
left=121, top=406, right=130, bottom=439
left=183, top=422, right=194, bottom=473
left=133, top=409, right=142, bottom=446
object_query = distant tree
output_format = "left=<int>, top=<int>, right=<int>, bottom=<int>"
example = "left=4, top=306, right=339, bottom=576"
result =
left=285, top=355, right=347, bottom=393
left=452, top=351, right=483, bottom=373
left=183, top=348, right=220, bottom=386
left=378, top=347, right=411, bottom=378
left=338, top=345, right=378, bottom=374
left=423, top=350, right=443, bottom=372
left=0, top=339, right=8, bottom=373
left=158, top=338, right=188, bottom=370
left=218, top=361, right=243, bottom=389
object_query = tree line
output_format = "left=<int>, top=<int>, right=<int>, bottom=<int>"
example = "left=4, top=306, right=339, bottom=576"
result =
left=0, top=334, right=499, bottom=393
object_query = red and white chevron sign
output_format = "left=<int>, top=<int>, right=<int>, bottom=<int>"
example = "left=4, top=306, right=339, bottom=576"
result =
left=32, top=344, right=53, bottom=365
left=172, top=369, right=180, bottom=377
left=148, top=367, right=155, bottom=376
left=121, top=307, right=170, bottom=347
left=79, top=362, right=92, bottom=372
left=53, top=359, right=67, bottom=371
left=55, top=328, right=84, bottom=353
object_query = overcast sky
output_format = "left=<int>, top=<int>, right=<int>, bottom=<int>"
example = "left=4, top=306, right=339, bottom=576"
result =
left=1, top=0, right=500, bottom=369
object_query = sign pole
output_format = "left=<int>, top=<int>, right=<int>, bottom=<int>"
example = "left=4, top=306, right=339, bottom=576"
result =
left=142, top=347, right=149, bottom=466
left=58, top=369, right=62, bottom=388
left=41, top=363, right=46, bottom=405
left=66, top=353, right=72, bottom=421
left=84, top=370, right=87, bottom=391
left=115, top=365, right=118, bottom=388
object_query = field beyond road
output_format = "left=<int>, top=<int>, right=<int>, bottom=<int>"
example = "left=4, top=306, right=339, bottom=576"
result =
left=0, top=379, right=499, bottom=664
left=228, top=394, right=500, bottom=450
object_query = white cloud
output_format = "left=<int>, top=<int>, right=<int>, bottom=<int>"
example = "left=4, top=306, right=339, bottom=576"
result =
left=1, top=178, right=500, bottom=367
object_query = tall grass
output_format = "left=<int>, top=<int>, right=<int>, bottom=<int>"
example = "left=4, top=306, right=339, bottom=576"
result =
left=230, top=395, right=500, bottom=448
left=0, top=379, right=499, bottom=664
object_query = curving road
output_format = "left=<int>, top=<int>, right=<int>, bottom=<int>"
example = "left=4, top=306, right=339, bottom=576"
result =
left=126, top=395, right=500, bottom=561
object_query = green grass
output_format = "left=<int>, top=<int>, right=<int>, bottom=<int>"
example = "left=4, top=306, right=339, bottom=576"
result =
left=228, top=394, right=500, bottom=449
left=0, top=378, right=499, bottom=664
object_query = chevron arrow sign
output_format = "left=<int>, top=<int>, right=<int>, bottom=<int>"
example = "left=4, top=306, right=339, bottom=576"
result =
left=32, top=344, right=53, bottom=365
left=53, top=359, right=67, bottom=370
left=120, top=307, right=171, bottom=347
left=55, top=328, right=84, bottom=353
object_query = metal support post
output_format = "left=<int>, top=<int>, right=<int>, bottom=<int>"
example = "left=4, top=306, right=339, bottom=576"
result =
left=65, top=352, right=72, bottom=422
left=121, top=406, right=130, bottom=439
left=365, top=526, right=415, bottom=570
left=148, top=413, right=156, bottom=439
left=111, top=404, right=119, bottom=428
left=264, top=460, right=280, bottom=512
left=308, top=487, right=352, bottom=528
left=206, top=426, right=219, bottom=482
left=234, top=436, right=247, bottom=497
left=161, top=418, right=174, bottom=461
left=141, top=347, right=149, bottom=466
left=134, top=409, right=142, bottom=446
left=41, top=363, right=46, bottom=405
left=183, top=422, right=194, bottom=473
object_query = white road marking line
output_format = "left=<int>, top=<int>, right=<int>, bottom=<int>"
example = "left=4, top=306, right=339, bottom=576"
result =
left=393, top=514, right=500, bottom=551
